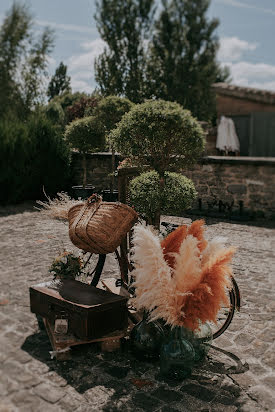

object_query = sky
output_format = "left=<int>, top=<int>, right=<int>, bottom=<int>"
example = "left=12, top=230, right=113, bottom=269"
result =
left=0, top=0, right=275, bottom=94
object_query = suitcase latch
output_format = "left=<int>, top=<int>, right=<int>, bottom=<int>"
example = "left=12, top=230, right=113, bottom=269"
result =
left=54, top=311, right=68, bottom=334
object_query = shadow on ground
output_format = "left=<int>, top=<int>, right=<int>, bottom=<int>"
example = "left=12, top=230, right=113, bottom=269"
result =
left=21, top=329, right=249, bottom=411
left=0, top=201, right=37, bottom=217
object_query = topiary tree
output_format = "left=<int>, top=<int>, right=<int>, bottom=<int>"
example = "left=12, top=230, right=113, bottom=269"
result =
left=129, top=171, right=197, bottom=225
left=111, top=99, right=205, bottom=228
left=111, top=99, right=205, bottom=175
left=95, top=96, right=134, bottom=133
left=95, top=96, right=134, bottom=190
left=65, top=116, right=105, bottom=187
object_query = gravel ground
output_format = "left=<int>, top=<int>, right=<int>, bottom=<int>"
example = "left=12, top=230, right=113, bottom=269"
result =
left=0, top=202, right=274, bottom=412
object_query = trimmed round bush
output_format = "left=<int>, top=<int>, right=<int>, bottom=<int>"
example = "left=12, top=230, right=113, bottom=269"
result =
left=95, top=96, right=134, bottom=134
left=111, top=99, right=205, bottom=174
left=129, top=171, right=197, bottom=222
left=65, top=116, right=105, bottom=153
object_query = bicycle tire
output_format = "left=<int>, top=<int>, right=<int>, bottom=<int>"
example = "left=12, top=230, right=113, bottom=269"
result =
left=212, top=275, right=240, bottom=340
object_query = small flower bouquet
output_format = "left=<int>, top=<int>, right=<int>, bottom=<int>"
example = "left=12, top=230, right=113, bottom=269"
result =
left=49, top=251, right=83, bottom=281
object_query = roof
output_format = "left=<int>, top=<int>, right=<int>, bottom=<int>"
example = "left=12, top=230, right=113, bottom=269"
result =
left=212, top=83, right=275, bottom=105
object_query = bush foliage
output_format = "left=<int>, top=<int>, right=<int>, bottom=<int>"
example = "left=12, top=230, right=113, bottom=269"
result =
left=95, top=96, right=134, bottom=134
left=66, top=96, right=101, bottom=123
left=129, top=171, right=197, bottom=223
left=0, top=113, right=71, bottom=204
left=65, top=116, right=106, bottom=154
left=111, top=99, right=205, bottom=174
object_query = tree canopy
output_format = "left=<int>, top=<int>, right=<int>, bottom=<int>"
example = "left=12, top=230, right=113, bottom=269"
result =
left=0, top=2, right=54, bottom=118
left=47, top=61, right=71, bottom=100
left=94, top=0, right=155, bottom=103
left=111, top=99, right=205, bottom=175
left=95, top=0, right=230, bottom=120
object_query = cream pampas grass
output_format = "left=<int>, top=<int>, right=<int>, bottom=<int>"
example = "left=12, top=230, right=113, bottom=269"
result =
left=131, top=224, right=184, bottom=325
left=36, top=191, right=81, bottom=221
left=174, top=235, right=202, bottom=293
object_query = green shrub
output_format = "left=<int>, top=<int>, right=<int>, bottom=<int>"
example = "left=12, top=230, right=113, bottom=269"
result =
left=65, top=116, right=105, bottom=153
left=95, top=96, right=134, bottom=134
left=45, top=101, right=65, bottom=125
left=0, top=117, right=30, bottom=203
left=0, top=113, right=71, bottom=204
left=129, top=171, right=197, bottom=223
left=65, top=116, right=105, bottom=186
left=111, top=99, right=205, bottom=174
left=27, top=114, right=71, bottom=199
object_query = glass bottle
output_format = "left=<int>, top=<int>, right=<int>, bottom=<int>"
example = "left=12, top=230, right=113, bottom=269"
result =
left=130, top=311, right=165, bottom=361
left=192, top=322, right=213, bottom=362
left=160, top=326, right=195, bottom=379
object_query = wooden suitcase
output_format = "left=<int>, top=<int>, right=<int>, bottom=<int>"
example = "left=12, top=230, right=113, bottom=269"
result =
left=29, top=279, right=128, bottom=340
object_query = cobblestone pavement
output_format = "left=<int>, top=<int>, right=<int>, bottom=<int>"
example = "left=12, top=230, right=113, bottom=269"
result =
left=0, top=202, right=275, bottom=412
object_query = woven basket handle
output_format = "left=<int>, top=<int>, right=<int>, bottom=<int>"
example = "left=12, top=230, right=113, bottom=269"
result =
left=87, top=193, right=102, bottom=205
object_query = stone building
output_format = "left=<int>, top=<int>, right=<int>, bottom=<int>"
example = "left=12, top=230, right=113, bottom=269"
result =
left=211, top=83, right=275, bottom=157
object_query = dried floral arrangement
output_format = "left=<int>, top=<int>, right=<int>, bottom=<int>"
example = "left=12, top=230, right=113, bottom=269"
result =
left=131, top=220, right=235, bottom=331
left=36, top=191, right=80, bottom=221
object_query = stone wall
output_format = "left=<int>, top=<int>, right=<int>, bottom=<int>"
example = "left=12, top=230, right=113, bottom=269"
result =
left=71, top=151, right=121, bottom=191
left=182, top=156, right=275, bottom=218
left=71, top=152, right=275, bottom=218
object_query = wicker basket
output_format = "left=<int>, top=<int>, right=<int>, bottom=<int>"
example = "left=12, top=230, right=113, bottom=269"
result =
left=68, top=194, right=138, bottom=254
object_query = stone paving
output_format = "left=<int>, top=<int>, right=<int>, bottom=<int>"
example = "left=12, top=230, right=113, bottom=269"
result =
left=0, top=202, right=275, bottom=412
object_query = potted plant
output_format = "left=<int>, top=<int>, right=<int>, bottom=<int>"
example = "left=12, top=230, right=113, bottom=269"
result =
left=65, top=115, right=105, bottom=199
left=111, top=99, right=205, bottom=229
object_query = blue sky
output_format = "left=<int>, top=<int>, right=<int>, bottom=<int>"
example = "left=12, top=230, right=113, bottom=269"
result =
left=1, top=0, right=275, bottom=93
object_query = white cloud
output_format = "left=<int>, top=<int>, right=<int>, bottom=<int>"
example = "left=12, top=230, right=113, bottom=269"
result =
left=47, top=55, right=56, bottom=69
left=217, top=35, right=275, bottom=91
left=66, top=38, right=106, bottom=93
left=218, top=37, right=258, bottom=61
left=36, top=19, right=97, bottom=35
left=215, top=0, right=275, bottom=16
left=221, top=61, right=275, bottom=91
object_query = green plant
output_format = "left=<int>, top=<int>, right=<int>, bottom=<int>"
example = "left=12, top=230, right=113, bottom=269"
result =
left=129, top=171, right=197, bottom=225
left=95, top=96, right=134, bottom=133
left=95, top=95, right=134, bottom=190
left=64, top=116, right=105, bottom=187
left=49, top=251, right=82, bottom=280
left=111, top=99, right=205, bottom=175
left=45, top=101, right=65, bottom=125
left=0, top=3, right=54, bottom=118
left=47, top=61, right=71, bottom=100
left=0, top=112, right=71, bottom=204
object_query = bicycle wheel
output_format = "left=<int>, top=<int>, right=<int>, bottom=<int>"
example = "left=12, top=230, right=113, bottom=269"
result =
left=212, top=275, right=240, bottom=340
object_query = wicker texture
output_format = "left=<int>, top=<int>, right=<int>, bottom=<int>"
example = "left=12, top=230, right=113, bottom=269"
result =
left=68, top=196, right=138, bottom=254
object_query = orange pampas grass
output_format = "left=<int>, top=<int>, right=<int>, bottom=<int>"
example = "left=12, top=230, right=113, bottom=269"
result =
left=161, top=225, right=188, bottom=268
left=187, top=219, right=208, bottom=252
left=161, top=220, right=207, bottom=268
left=180, top=245, right=235, bottom=330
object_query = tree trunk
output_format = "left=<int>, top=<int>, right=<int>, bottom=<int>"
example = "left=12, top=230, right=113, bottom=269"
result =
left=82, top=152, right=87, bottom=187
left=152, top=176, right=165, bottom=231
left=111, top=145, right=115, bottom=193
